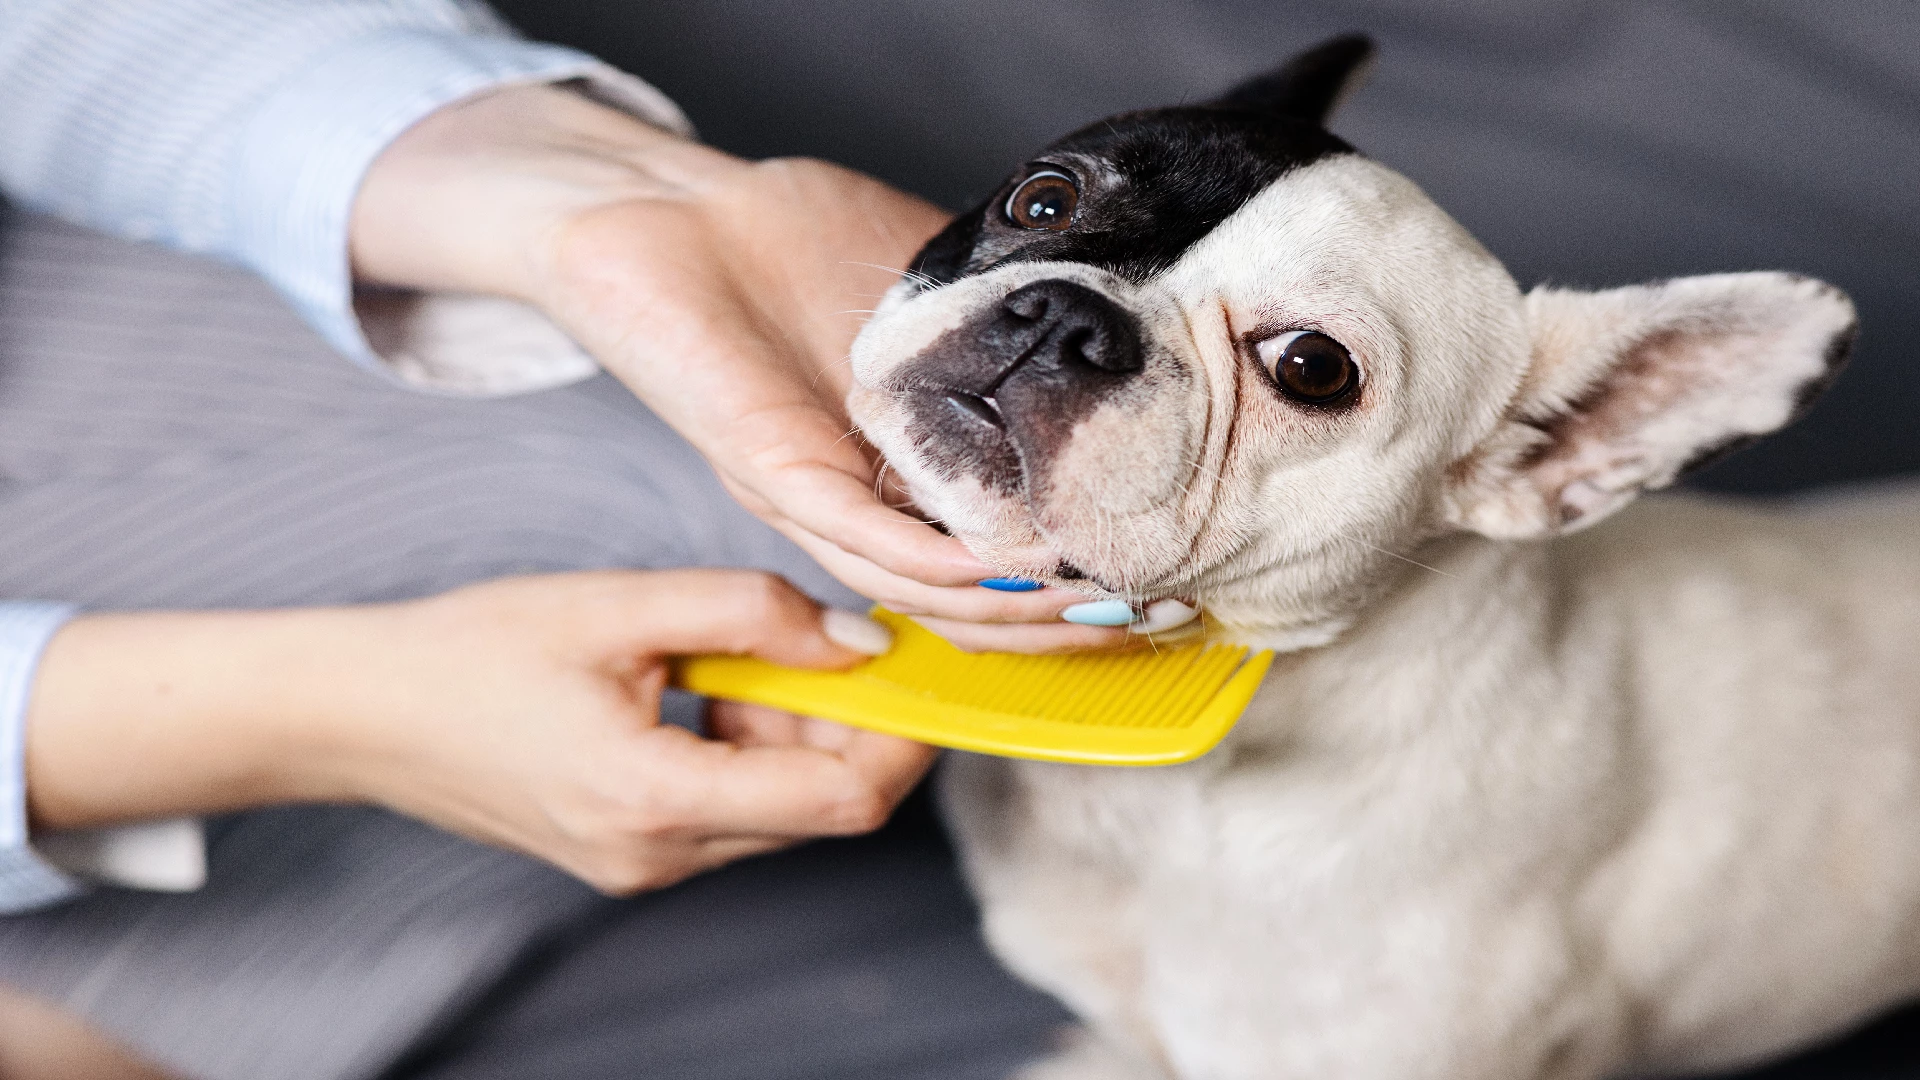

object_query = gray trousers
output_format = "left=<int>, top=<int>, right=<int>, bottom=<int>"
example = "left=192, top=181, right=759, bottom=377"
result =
left=0, top=208, right=1067, bottom=1080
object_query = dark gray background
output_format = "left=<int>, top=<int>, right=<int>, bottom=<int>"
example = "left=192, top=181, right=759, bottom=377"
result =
left=492, top=0, right=1920, bottom=494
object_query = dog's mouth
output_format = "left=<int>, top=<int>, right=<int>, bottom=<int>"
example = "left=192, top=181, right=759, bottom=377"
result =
left=945, top=391, right=1004, bottom=431
left=893, top=375, right=1207, bottom=596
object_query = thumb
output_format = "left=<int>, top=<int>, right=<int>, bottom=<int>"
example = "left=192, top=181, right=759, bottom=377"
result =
left=597, top=569, right=892, bottom=670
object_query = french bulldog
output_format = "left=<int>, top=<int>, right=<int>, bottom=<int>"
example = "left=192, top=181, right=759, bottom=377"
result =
left=848, top=34, right=1920, bottom=1080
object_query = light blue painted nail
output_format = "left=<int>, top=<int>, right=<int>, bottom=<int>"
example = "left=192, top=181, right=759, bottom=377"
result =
left=978, top=577, right=1044, bottom=592
left=1061, top=599, right=1137, bottom=626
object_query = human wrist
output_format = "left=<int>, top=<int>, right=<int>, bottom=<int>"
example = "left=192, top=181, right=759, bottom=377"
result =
left=351, top=81, right=732, bottom=304
left=23, top=607, right=392, bottom=829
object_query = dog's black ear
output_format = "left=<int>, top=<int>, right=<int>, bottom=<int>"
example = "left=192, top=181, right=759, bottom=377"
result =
left=1214, top=34, right=1375, bottom=126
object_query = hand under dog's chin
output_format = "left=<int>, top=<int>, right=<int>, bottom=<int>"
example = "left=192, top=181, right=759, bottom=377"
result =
left=954, top=504, right=1210, bottom=598
left=906, top=478, right=1154, bottom=593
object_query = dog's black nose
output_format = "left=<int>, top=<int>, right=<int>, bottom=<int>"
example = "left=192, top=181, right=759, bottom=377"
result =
left=900, top=278, right=1148, bottom=497
left=998, top=279, right=1143, bottom=377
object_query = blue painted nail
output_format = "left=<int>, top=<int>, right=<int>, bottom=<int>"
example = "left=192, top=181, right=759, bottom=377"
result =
left=978, top=577, right=1044, bottom=592
left=1061, top=599, right=1137, bottom=626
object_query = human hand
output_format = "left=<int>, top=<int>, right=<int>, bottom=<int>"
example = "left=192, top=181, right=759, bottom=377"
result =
left=28, top=571, right=936, bottom=894
left=350, top=84, right=1129, bottom=653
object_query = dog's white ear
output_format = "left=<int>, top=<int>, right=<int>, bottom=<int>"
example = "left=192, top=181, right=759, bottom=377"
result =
left=1444, top=272, right=1855, bottom=539
left=1215, top=34, right=1375, bottom=126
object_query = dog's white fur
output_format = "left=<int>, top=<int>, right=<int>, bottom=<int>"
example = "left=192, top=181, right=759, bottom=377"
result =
left=849, top=154, right=1920, bottom=1078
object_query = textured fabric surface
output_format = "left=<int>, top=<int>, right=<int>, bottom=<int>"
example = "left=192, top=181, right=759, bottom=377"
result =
left=0, top=0, right=686, bottom=377
left=0, top=209, right=1070, bottom=1080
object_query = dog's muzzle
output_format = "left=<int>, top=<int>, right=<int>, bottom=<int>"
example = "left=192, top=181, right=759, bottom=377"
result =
left=901, top=278, right=1146, bottom=493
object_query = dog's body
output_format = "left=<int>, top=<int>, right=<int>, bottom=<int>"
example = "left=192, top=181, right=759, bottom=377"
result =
left=845, top=36, right=1920, bottom=1079
left=949, top=488, right=1920, bottom=1080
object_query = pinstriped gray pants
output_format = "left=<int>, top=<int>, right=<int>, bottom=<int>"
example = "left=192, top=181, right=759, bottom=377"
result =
left=0, top=209, right=1065, bottom=1080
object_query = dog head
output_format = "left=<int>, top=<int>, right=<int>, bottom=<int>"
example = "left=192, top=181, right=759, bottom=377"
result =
left=850, top=35, right=1857, bottom=648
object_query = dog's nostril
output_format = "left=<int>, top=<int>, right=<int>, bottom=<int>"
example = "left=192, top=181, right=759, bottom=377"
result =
left=1003, top=291, right=1050, bottom=323
left=999, top=279, right=1144, bottom=377
left=1060, top=328, right=1097, bottom=369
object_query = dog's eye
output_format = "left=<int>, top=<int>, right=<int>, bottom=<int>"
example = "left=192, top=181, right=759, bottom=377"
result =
left=1257, top=330, right=1358, bottom=405
left=1005, top=171, right=1078, bottom=231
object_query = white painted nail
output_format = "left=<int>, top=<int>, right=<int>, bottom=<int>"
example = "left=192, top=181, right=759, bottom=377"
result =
left=823, top=609, right=894, bottom=655
left=1128, top=599, right=1199, bottom=635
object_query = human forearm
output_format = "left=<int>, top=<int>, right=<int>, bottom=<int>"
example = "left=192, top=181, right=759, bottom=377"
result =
left=350, top=81, right=698, bottom=303
left=20, top=572, right=933, bottom=895
left=24, top=607, right=376, bottom=831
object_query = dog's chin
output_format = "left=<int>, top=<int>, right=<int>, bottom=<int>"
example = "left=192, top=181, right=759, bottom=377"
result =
left=914, top=481, right=1207, bottom=597
left=858, top=389, right=1207, bottom=595
left=912, top=487, right=1080, bottom=584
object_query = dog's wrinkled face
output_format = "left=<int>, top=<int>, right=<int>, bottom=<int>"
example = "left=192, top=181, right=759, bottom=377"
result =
left=850, top=36, right=1856, bottom=647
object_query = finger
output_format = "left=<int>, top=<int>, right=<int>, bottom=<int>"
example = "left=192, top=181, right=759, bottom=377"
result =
left=832, top=727, right=938, bottom=809
left=723, top=451, right=996, bottom=587
left=592, top=835, right=795, bottom=895
left=578, top=569, right=883, bottom=671
left=704, top=707, right=929, bottom=823
left=908, top=616, right=1134, bottom=655
left=687, top=834, right=795, bottom=873
left=710, top=702, right=880, bottom=757
left=643, top=725, right=915, bottom=838
left=795, top=715, right=860, bottom=753
left=706, top=699, right=807, bottom=747
left=776, top=522, right=1088, bottom=623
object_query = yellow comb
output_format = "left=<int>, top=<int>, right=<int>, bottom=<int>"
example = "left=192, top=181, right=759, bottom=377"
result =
left=672, top=609, right=1273, bottom=766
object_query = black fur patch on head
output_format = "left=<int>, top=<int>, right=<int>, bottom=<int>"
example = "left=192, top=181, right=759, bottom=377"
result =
left=909, top=108, right=1353, bottom=289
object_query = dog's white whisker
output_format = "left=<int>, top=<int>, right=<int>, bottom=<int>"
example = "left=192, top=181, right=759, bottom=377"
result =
left=1334, top=533, right=1459, bottom=579
left=840, top=260, right=940, bottom=290
left=805, top=354, right=859, bottom=393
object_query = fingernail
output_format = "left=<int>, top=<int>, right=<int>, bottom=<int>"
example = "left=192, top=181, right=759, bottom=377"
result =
left=823, top=609, right=893, bottom=655
left=978, top=577, right=1044, bottom=592
left=1061, top=599, right=1137, bottom=626
left=1128, top=599, right=1199, bottom=635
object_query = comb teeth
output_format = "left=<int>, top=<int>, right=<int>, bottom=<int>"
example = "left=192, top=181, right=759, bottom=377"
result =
left=671, top=609, right=1274, bottom=765
left=857, top=611, right=1249, bottom=730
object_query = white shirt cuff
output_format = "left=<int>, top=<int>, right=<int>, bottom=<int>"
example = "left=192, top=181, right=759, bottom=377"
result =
left=0, top=602, right=84, bottom=912
left=0, top=605, right=211, bottom=911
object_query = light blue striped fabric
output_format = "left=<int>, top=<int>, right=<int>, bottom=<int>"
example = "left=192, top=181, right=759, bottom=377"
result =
left=0, top=0, right=685, bottom=366
left=0, top=0, right=688, bottom=911
left=0, top=603, right=79, bottom=910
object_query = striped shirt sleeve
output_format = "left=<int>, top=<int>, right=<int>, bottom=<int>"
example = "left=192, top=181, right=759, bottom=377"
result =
left=0, top=602, right=82, bottom=912
left=0, top=0, right=691, bottom=394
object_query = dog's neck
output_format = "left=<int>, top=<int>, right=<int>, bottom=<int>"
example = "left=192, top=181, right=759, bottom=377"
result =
left=1217, top=531, right=1550, bottom=756
left=1191, top=522, right=1466, bottom=653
